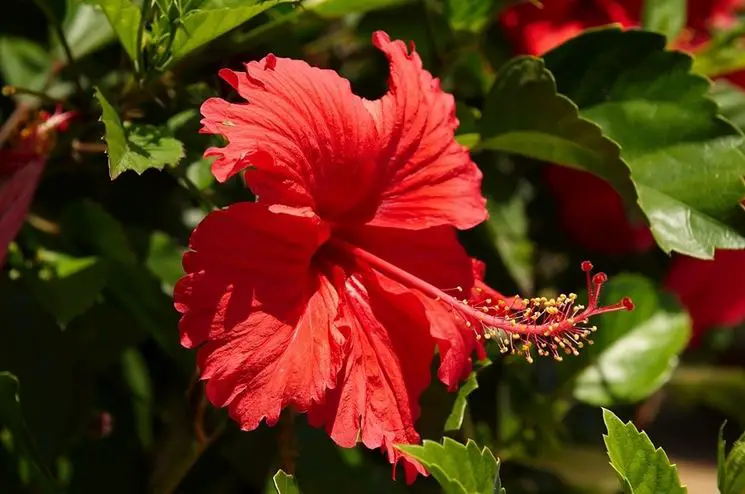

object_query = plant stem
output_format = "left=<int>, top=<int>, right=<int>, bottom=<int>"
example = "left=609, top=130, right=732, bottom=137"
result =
left=32, top=0, right=85, bottom=98
left=2, top=85, right=68, bottom=105
left=136, top=0, right=152, bottom=80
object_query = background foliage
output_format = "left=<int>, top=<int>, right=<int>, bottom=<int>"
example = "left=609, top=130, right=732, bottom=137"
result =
left=2, top=0, right=745, bottom=492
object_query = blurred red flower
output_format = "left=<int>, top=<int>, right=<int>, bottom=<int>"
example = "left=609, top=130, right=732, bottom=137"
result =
left=174, top=31, right=630, bottom=480
left=665, top=246, right=745, bottom=346
left=500, top=0, right=745, bottom=342
left=501, top=0, right=744, bottom=256
left=0, top=109, right=73, bottom=265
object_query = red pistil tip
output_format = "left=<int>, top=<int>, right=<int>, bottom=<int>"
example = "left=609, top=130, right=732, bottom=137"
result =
left=472, top=261, right=633, bottom=364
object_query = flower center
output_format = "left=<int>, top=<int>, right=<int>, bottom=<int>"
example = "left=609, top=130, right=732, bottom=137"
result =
left=328, top=237, right=633, bottom=363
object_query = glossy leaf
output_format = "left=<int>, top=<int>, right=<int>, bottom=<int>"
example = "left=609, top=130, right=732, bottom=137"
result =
left=273, top=470, right=300, bottom=494
left=544, top=27, right=745, bottom=259
left=446, top=0, right=495, bottom=33
left=0, top=37, right=51, bottom=91
left=719, top=423, right=727, bottom=494
left=397, top=438, right=505, bottom=494
left=166, top=0, right=294, bottom=65
left=573, top=275, right=691, bottom=406
left=87, top=0, right=142, bottom=62
left=711, top=80, right=745, bottom=131
left=719, top=425, right=745, bottom=494
left=95, top=88, right=185, bottom=179
left=444, top=371, right=479, bottom=432
left=602, top=409, right=686, bottom=493
left=0, top=373, right=59, bottom=493
left=480, top=56, right=636, bottom=207
left=307, top=0, right=411, bottom=17
left=483, top=166, right=534, bottom=294
left=60, top=2, right=116, bottom=59
left=641, top=0, right=686, bottom=41
left=145, top=232, right=186, bottom=294
left=61, top=199, right=136, bottom=265
left=25, top=251, right=108, bottom=328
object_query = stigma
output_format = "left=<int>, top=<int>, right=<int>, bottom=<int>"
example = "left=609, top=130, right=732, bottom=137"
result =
left=328, top=238, right=633, bottom=363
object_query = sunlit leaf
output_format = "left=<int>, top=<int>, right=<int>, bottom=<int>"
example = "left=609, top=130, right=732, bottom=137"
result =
left=87, top=0, right=142, bottom=63
left=641, top=0, right=686, bottom=41
left=397, top=438, right=505, bottom=494
left=544, top=27, right=745, bottom=259
left=602, top=409, right=686, bottom=493
left=273, top=469, right=300, bottom=494
left=572, top=275, right=690, bottom=406
left=95, top=88, right=184, bottom=179
left=166, top=0, right=295, bottom=65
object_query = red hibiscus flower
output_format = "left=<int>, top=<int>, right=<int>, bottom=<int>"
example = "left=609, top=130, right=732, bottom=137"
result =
left=500, top=0, right=743, bottom=255
left=665, top=247, right=745, bottom=345
left=0, top=108, right=73, bottom=265
left=544, top=166, right=655, bottom=254
left=174, top=31, right=632, bottom=481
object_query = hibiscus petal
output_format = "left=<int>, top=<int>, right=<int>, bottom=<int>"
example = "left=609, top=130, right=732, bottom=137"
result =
left=174, top=203, right=347, bottom=430
left=200, top=56, right=381, bottom=222
left=0, top=152, right=45, bottom=265
left=345, top=225, right=478, bottom=388
left=363, top=31, right=486, bottom=231
left=308, top=268, right=432, bottom=483
left=665, top=249, right=745, bottom=344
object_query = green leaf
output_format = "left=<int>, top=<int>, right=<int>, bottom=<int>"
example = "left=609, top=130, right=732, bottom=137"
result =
left=721, top=427, right=745, bottom=494
left=94, top=88, right=184, bottom=179
left=445, top=0, right=495, bottom=33
left=145, top=232, right=186, bottom=294
left=572, top=275, right=691, bottom=406
left=61, top=199, right=137, bottom=265
left=667, top=366, right=745, bottom=426
left=444, top=371, right=480, bottom=432
left=0, top=37, right=51, bottom=90
left=0, top=373, right=59, bottom=493
left=87, top=0, right=142, bottom=62
left=719, top=423, right=727, bottom=493
left=602, top=409, right=686, bottom=494
left=273, top=470, right=300, bottom=494
left=544, top=27, right=745, bottom=259
left=480, top=56, right=636, bottom=208
left=121, top=349, right=154, bottom=449
left=641, top=0, right=686, bottom=41
left=397, top=438, right=505, bottom=494
left=307, top=0, right=411, bottom=17
left=25, top=251, right=109, bottom=328
left=166, top=0, right=294, bottom=65
left=711, top=80, right=745, bottom=132
left=61, top=2, right=116, bottom=59
left=483, top=165, right=534, bottom=294
left=691, top=24, right=745, bottom=78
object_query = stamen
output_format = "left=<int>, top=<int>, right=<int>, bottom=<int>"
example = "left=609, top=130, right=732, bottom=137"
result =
left=328, top=238, right=633, bottom=362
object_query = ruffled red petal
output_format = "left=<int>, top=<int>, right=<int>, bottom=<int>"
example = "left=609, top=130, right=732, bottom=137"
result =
left=665, top=249, right=745, bottom=345
left=363, top=32, right=486, bottom=230
left=345, top=225, right=477, bottom=388
left=201, top=56, right=381, bottom=222
left=201, top=32, right=486, bottom=231
left=0, top=151, right=45, bottom=265
left=174, top=203, right=347, bottom=429
left=308, top=267, right=432, bottom=483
